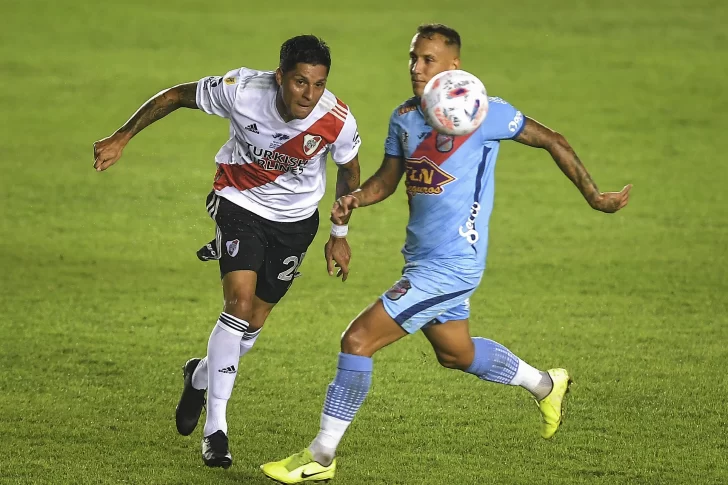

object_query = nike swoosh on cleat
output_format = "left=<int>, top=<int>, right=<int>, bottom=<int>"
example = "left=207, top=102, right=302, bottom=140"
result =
left=300, top=470, right=326, bottom=479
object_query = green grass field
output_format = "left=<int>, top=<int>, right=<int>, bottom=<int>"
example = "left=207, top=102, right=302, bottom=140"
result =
left=1, top=0, right=727, bottom=483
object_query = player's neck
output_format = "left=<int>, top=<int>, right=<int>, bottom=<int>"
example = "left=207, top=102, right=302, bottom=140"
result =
left=275, top=90, right=294, bottom=123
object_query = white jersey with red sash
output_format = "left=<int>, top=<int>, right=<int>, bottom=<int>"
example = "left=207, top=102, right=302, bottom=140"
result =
left=196, top=68, right=361, bottom=222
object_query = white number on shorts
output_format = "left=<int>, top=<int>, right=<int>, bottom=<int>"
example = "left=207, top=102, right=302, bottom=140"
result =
left=277, top=252, right=306, bottom=281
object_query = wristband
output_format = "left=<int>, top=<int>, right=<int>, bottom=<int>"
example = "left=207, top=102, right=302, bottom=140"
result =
left=331, top=223, right=349, bottom=238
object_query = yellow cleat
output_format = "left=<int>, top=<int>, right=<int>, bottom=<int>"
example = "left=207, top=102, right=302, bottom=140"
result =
left=538, top=368, right=572, bottom=439
left=261, top=448, right=336, bottom=484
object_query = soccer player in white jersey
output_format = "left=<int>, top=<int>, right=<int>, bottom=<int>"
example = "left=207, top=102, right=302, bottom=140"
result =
left=261, top=24, right=632, bottom=483
left=92, top=35, right=362, bottom=468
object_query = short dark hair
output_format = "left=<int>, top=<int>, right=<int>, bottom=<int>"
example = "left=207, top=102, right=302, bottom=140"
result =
left=416, top=23, right=461, bottom=50
left=279, top=35, right=331, bottom=74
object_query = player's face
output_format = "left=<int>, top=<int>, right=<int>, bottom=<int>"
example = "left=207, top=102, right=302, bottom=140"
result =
left=276, top=63, right=328, bottom=121
left=409, top=33, right=460, bottom=97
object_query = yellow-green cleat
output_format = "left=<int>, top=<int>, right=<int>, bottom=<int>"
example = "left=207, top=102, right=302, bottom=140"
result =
left=538, top=368, right=573, bottom=439
left=261, top=448, right=336, bottom=484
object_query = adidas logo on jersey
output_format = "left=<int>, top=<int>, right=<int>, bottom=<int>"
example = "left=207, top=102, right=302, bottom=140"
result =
left=244, top=123, right=260, bottom=134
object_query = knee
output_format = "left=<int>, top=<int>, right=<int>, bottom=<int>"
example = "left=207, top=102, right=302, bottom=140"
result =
left=223, top=294, right=254, bottom=322
left=435, top=351, right=472, bottom=371
left=340, top=327, right=372, bottom=357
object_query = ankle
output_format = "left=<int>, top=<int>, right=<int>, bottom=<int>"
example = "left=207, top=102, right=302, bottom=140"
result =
left=531, top=371, right=553, bottom=401
left=308, top=444, right=335, bottom=467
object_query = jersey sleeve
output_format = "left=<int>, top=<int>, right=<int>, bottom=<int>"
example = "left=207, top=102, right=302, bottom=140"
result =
left=195, top=68, right=241, bottom=118
left=330, top=109, right=362, bottom=165
left=384, top=109, right=403, bottom=157
left=481, top=97, right=525, bottom=140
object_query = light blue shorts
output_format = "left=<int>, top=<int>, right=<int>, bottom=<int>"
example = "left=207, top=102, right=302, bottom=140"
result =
left=380, top=260, right=483, bottom=334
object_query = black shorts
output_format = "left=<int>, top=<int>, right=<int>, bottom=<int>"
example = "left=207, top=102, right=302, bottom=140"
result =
left=206, top=192, right=319, bottom=304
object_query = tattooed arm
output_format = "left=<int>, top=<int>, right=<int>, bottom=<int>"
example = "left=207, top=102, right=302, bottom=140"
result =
left=514, top=117, right=631, bottom=213
left=331, top=155, right=405, bottom=223
left=325, top=154, right=404, bottom=281
left=324, top=155, right=362, bottom=281
left=333, top=156, right=362, bottom=225
left=330, top=155, right=405, bottom=224
left=93, top=82, right=198, bottom=171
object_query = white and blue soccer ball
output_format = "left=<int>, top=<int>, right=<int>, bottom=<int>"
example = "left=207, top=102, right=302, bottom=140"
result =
left=421, top=69, right=489, bottom=136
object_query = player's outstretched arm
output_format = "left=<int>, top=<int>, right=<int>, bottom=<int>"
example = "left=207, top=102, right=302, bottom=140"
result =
left=92, top=82, right=199, bottom=172
left=357, top=155, right=406, bottom=207
left=514, top=117, right=632, bottom=213
left=331, top=154, right=405, bottom=223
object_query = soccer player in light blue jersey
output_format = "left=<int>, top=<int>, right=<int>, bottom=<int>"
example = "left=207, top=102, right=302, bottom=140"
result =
left=262, top=23, right=632, bottom=483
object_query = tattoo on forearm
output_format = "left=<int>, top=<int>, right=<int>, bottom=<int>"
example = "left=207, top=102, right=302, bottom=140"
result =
left=118, top=83, right=197, bottom=138
left=335, top=163, right=361, bottom=224
left=515, top=118, right=600, bottom=204
left=355, top=157, right=404, bottom=207
left=358, top=175, right=385, bottom=206
left=336, top=165, right=360, bottom=199
left=552, top=141, right=599, bottom=202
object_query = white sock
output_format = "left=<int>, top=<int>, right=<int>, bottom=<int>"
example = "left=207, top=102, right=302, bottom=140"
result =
left=509, top=359, right=552, bottom=400
left=191, top=328, right=261, bottom=391
left=206, top=398, right=228, bottom=436
left=309, top=414, right=351, bottom=466
left=239, top=327, right=261, bottom=357
left=203, top=314, right=248, bottom=437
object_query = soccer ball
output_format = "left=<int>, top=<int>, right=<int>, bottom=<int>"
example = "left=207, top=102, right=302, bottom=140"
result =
left=421, top=70, right=489, bottom=136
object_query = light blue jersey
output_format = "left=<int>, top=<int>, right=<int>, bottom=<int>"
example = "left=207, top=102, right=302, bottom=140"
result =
left=385, top=96, right=525, bottom=270
left=380, top=96, right=525, bottom=333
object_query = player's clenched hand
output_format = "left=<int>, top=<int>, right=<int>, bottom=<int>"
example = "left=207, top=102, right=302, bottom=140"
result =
left=324, top=236, right=352, bottom=282
left=331, top=194, right=360, bottom=225
left=93, top=133, right=129, bottom=172
left=590, top=184, right=632, bottom=213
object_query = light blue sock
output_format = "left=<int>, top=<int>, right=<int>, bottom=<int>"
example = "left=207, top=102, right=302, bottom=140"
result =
left=322, top=352, right=373, bottom=421
left=465, top=337, right=520, bottom=384
left=310, top=353, right=373, bottom=465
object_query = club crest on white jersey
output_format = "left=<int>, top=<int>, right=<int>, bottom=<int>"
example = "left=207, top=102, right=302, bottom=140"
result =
left=303, top=134, right=324, bottom=156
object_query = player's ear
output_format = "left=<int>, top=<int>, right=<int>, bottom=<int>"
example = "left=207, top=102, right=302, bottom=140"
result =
left=275, top=68, right=283, bottom=87
left=452, top=57, right=461, bottom=70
